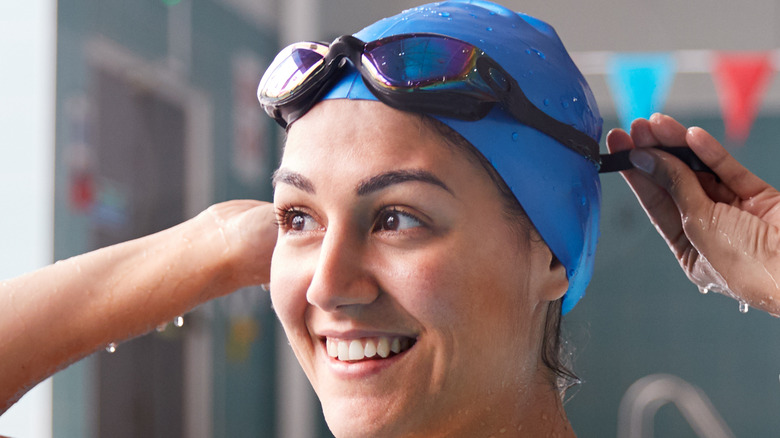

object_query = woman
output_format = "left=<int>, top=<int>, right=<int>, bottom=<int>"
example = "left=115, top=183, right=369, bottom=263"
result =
left=272, top=100, right=574, bottom=436
left=261, top=1, right=602, bottom=435
left=3, top=0, right=780, bottom=434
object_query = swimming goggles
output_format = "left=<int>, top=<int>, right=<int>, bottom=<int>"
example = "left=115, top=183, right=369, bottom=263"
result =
left=258, top=33, right=715, bottom=175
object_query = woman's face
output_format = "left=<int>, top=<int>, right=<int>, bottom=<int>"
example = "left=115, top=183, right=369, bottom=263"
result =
left=271, top=100, right=567, bottom=437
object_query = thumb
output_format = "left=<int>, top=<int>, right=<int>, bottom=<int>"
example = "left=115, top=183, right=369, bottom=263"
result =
left=629, top=147, right=713, bottom=219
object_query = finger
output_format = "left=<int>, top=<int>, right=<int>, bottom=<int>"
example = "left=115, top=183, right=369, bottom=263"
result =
left=645, top=115, right=739, bottom=204
left=629, top=147, right=713, bottom=226
left=605, top=128, right=633, bottom=153
left=644, top=117, right=739, bottom=204
left=628, top=118, right=659, bottom=148
left=606, top=129, right=687, bottom=250
left=698, top=172, right=738, bottom=204
left=686, top=127, right=773, bottom=200
left=647, top=113, right=688, bottom=146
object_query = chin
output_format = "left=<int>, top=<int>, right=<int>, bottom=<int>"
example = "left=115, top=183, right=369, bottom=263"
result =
left=324, top=413, right=389, bottom=438
left=321, top=398, right=412, bottom=438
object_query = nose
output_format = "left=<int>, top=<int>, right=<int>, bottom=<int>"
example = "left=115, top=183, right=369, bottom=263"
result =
left=306, top=226, right=379, bottom=312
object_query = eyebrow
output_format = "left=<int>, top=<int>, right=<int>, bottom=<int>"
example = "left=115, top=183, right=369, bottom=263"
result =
left=272, top=168, right=453, bottom=197
left=272, top=168, right=316, bottom=193
left=356, top=169, right=453, bottom=196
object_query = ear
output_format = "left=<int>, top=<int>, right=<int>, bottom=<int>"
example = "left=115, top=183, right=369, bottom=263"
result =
left=538, top=250, right=569, bottom=303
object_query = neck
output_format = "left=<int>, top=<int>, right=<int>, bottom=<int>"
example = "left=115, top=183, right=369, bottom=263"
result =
left=513, top=379, right=575, bottom=437
left=437, top=375, right=575, bottom=438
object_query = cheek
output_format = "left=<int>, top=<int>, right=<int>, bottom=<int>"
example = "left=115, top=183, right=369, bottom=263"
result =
left=375, top=242, right=525, bottom=359
left=386, top=235, right=529, bottom=318
left=375, top=246, right=463, bottom=320
left=392, top=233, right=538, bottom=360
left=383, top=239, right=540, bottom=394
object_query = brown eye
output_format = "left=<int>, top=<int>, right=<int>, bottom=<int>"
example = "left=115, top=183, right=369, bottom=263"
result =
left=381, top=211, right=399, bottom=231
left=291, top=213, right=306, bottom=231
left=283, top=211, right=320, bottom=232
left=374, top=209, right=422, bottom=232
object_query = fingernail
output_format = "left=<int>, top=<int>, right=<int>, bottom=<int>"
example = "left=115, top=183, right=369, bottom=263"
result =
left=629, top=149, right=656, bottom=173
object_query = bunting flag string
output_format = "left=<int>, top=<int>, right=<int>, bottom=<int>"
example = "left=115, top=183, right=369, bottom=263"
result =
left=571, top=49, right=780, bottom=145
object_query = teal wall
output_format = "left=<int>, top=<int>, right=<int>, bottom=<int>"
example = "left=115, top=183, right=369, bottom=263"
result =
left=566, top=113, right=780, bottom=436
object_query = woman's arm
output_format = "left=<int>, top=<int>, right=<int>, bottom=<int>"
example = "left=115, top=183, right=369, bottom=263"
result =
left=0, top=200, right=277, bottom=413
left=606, top=113, right=780, bottom=315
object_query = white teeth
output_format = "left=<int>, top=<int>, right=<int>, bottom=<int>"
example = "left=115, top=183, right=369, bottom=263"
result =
left=348, top=340, right=364, bottom=360
left=390, top=337, right=401, bottom=354
left=327, top=338, right=338, bottom=357
left=337, top=340, right=349, bottom=360
left=364, top=339, right=377, bottom=358
left=326, top=336, right=413, bottom=361
left=376, top=337, right=390, bottom=358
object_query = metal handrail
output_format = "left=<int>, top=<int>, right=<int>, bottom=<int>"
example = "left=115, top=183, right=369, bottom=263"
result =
left=617, top=373, right=735, bottom=438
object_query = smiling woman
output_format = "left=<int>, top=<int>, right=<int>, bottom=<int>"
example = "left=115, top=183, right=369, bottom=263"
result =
left=5, top=0, right=780, bottom=434
left=260, top=0, right=605, bottom=435
left=271, top=100, right=572, bottom=436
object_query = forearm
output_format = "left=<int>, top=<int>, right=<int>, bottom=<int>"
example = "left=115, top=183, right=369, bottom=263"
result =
left=0, top=215, right=234, bottom=412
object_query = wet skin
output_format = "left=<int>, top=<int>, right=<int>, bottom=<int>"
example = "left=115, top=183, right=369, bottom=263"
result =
left=270, top=100, right=570, bottom=437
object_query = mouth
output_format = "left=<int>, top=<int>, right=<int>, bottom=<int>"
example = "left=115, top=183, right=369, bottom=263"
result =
left=324, top=336, right=416, bottom=362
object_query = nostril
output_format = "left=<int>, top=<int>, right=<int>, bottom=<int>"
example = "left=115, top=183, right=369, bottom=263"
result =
left=306, top=277, right=381, bottom=311
left=306, top=268, right=379, bottom=312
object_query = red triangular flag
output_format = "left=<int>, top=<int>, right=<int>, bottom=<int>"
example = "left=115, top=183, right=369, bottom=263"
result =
left=712, top=52, right=773, bottom=145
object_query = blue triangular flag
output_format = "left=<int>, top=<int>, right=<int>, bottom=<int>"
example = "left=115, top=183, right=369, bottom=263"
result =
left=607, top=53, right=676, bottom=131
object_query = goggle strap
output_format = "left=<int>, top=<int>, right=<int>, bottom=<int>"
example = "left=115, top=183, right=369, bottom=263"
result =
left=598, top=146, right=717, bottom=178
left=477, top=58, right=600, bottom=165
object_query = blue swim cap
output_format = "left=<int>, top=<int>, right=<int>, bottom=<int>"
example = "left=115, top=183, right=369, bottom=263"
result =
left=320, top=0, right=602, bottom=314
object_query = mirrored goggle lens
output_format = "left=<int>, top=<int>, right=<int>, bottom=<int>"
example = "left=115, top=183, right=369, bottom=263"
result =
left=363, top=36, right=480, bottom=89
left=259, top=43, right=329, bottom=100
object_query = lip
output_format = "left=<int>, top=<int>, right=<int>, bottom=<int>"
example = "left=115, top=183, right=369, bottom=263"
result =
left=314, top=331, right=417, bottom=379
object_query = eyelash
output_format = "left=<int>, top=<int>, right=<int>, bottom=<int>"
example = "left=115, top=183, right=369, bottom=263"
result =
left=274, top=204, right=311, bottom=231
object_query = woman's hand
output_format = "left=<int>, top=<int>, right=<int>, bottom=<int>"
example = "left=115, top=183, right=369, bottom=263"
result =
left=190, top=200, right=278, bottom=297
left=606, top=113, right=780, bottom=315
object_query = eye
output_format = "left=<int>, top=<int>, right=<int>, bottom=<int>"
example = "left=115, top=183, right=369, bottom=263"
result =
left=277, top=207, right=322, bottom=233
left=374, top=208, right=423, bottom=232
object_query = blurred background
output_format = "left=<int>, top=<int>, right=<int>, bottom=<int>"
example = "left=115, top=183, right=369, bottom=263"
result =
left=1, top=0, right=780, bottom=436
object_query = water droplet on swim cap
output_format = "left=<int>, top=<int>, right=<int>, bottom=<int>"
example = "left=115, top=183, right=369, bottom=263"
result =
left=439, top=11, right=450, bottom=17
left=486, top=26, right=493, bottom=31
left=543, top=98, right=550, bottom=106
left=524, top=48, right=545, bottom=59
left=511, top=132, right=519, bottom=141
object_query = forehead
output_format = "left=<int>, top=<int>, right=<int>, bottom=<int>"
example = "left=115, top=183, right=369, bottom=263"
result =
left=282, top=100, right=462, bottom=177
